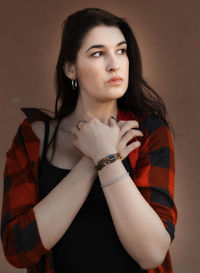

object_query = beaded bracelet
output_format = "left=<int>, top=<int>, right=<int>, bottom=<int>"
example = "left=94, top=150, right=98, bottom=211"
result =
left=100, top=172, right=129, bottom=188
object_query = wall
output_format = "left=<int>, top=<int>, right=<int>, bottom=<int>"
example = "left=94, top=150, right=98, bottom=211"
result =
left=0, top=1, right=199, bottom=272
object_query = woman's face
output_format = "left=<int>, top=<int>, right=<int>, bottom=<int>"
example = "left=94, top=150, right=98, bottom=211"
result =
left=73, top=25, right=129, bottom=102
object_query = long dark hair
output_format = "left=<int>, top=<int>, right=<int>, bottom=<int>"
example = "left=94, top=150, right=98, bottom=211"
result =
left=44, top=7, right=176, bottom=163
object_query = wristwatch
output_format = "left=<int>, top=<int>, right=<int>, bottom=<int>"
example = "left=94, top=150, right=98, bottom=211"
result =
left=95, top=152, right=122, bottom=171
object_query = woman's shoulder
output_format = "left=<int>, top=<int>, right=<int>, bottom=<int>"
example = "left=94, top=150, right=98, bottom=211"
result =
left=31, top=121, right=45, bottom=140
left=124, top=109, right=168, bottom=135
left=31, top=120, right=58, bottom=159
left=30, top=120, right=58, bottom=142
left=30, top=121, right=45, bottom=159
left=139, top=116, right=168, bottom=135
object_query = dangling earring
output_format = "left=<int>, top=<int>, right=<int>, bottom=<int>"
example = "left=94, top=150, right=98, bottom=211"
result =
left=72, top=79, right=77, bottom=90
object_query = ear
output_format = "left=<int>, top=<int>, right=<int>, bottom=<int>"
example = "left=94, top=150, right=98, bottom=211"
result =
left=63, top=62, right=76, bottom=79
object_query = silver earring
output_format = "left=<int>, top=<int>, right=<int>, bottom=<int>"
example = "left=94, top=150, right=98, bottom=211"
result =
left=72, top=79, right=77, bottom=90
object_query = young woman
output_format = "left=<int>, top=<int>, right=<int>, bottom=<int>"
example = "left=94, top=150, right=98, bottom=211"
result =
left=1, top=7, right=177, bottom=273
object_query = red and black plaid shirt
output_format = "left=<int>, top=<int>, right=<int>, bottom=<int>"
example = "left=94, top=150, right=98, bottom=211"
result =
left=1, top=107, right=178, bottom=273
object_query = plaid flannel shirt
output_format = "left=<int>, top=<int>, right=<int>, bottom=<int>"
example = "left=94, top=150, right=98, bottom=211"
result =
left=1, top=107, right=177, bottom=273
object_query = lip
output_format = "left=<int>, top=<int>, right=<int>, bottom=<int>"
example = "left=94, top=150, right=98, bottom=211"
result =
left=107, top=79, right=123, bottom=85
left=107, top=76, right=123, bottom=83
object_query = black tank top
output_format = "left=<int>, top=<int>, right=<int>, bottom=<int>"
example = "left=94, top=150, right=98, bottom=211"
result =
left=38, top=120, right=147, bottom=273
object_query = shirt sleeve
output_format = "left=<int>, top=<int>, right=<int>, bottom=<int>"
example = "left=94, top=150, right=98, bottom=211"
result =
left=133, top=117, right=178, bottom=243
left=0, top=122, right=52, bottom=269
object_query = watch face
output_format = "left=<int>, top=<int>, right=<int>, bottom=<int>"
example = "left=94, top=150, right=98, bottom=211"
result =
left=109, top=154, right=115, bottom=162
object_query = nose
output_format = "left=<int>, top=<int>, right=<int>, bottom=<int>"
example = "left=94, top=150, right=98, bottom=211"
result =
left=106, top=54, right=120, bottom=72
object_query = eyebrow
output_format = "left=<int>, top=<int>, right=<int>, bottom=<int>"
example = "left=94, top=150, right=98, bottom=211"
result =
left=86, top=41, right=127, bottom=52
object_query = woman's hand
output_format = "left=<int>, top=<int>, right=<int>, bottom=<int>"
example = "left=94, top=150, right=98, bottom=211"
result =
left=70, top=113, right=144, bottom=163
left=117, top=120, right=144, bottom=160
left=70, top=112, right=120, bottom=163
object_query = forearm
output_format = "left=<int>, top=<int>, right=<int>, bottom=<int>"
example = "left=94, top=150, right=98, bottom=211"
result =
left=33, top=156, right=97, bottom=251
left=97, top=159, right=171, bottom=270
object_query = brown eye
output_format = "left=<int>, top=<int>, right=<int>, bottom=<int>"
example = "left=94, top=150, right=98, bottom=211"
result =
left=118, top=48, right=127, bottom=54
left=91, top=51, right=103, bottom=57
left=91, top=48, right=127, bottom=57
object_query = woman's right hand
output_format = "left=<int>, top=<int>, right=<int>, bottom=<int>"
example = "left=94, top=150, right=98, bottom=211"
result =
left=117, top=120, right=144, bottom=160
left=81, top=119, right=144, bottom=162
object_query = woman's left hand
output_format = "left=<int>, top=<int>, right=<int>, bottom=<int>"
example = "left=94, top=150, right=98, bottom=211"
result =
left=69, top=112, right=119, bottom=164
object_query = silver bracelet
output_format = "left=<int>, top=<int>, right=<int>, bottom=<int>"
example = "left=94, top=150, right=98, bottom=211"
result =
left=100, top=172, right=129, bottom=188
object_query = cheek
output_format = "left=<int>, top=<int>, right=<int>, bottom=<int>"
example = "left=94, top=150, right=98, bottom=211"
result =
left=77, top=63, right=102, bottom=86
left=119, top=59, right=129, bottom=82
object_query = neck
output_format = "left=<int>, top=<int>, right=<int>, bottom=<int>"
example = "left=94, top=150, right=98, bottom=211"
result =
left=61, top=96, right=118, bottom=132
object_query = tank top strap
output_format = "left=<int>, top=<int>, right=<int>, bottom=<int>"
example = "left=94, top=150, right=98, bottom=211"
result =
left=41, top=120, right=50, bottom=162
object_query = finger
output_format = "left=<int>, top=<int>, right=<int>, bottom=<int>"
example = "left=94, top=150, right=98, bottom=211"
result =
left=126, top=141, right=141, bottom=153
left=117, top=120, right=126, bottom=129
left=119, top=129, right=143, bottom=148
left=119, top=140, right=141, bottom=161
left=128, top=129, right=143, bottom=137
left=76, top=121, right=86, bottom=130
left=109, top=116, right=117, bottom=127
left=120, top=120, right=141, bottom=138
left=70, top=126, right=79, bottom=135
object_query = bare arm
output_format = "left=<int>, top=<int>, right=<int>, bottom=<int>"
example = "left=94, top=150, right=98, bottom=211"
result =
left=97, top=159, right=171, bottom=270
left=31, top=121, right=97, bottom=250
left=33, top=155, right=97, bottom=250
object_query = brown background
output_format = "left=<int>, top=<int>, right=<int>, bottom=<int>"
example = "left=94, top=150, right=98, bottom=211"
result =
left=0, top=1, right=199, bottom=272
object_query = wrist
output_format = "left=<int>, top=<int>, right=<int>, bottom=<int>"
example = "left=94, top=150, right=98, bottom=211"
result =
left=91, top=148, right=118, bottom=165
